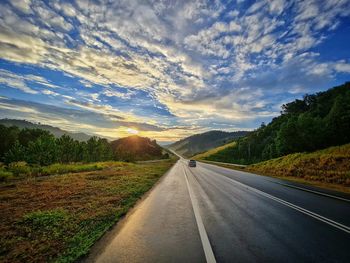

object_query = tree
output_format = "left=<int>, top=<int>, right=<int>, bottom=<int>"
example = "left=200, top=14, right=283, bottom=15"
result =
left=0, top=125, right=20, bottom=161
left=27, top=135, right=58, bottom=165
left=57, top=135, right=76, bottom=163
left=4, top=141, right=26, bottom=164
left=326, top=93, right=350, bottom=145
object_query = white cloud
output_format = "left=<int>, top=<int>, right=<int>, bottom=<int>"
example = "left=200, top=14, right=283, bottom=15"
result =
left=0, top=0, right=349, bottom=140
left=9, top=0, right=32, bottom=14
left=334, top=62, right=350, bottom=73
left=0, top=69, right=38, bottom=94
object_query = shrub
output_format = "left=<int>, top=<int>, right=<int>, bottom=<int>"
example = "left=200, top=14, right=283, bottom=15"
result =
left=8, top=161, right=31, bottom=176
left=0, top=169, right=13, bottom=181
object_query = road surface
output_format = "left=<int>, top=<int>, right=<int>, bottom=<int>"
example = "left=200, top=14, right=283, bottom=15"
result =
left=85, top=157, right=350, bottom=263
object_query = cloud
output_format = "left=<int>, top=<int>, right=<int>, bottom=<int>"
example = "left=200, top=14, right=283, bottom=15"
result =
left=0, top=0, right=349, bottom=140
left=0, top=69, right=38, bottom=94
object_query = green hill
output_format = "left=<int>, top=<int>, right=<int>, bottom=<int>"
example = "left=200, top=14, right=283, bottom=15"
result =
left=0, top=119, right=92, bottom=141
left=110, top=135, right=168, bottom=161
left=168, top=130, right=248, bottom=157
left=204, top=82, right=350, bottom=165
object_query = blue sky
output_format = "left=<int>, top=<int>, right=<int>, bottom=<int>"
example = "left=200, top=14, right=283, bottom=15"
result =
left=0, top=0, right=349, bottom=142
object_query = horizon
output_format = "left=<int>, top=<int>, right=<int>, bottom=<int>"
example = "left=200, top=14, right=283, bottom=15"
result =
left=0, top=117, right=251, bottom=144
left=1, top=0, right=350, bottom=142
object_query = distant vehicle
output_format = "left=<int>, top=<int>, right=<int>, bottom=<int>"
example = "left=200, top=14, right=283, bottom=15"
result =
left=188, top=160, right=196, bottom=167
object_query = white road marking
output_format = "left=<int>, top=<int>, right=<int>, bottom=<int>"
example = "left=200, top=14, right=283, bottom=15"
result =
left=208, top=170, right=350, bottom=234
left=202, top=161, right=350, bottom=203
left=271, top=181, right=350, bottom=203
left=183, top=165, right=217, bottom=263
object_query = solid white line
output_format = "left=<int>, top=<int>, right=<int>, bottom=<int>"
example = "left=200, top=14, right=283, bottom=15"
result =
left=202, top=168, right=350, bottom=234
left=271, top=181, right=350, bottom=203
left=183, top=166, right=217, bottom=263
left=203, top=161, right=350, bottom=203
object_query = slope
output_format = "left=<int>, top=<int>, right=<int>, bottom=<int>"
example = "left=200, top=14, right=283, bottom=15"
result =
left=110, top=135, right=168, bottom=161
left=168, top=130, right=248, bottom=157
left=192, top=141, right=236, bottom=160
left=203, top=82, right=350, bottom=164
left=0, top=119, right=92, bottom=141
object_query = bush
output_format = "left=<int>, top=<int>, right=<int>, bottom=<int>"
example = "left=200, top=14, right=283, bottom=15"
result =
left=8, top=161, right=31, bottom=176
left=0, top=169, right=13, bottom=181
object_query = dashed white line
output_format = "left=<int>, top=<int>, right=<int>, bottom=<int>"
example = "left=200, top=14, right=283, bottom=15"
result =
left=183, top=166, right=217, bottom=263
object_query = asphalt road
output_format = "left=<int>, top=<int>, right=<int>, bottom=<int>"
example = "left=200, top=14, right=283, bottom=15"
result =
left=85, top=158, right=350, bottom=263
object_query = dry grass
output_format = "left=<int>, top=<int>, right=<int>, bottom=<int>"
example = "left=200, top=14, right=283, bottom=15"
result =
left=0, top=160, right=175, bottom=263
left=193, top=141, right=236, bottom=160
left=202, top=144, right=350, bottom=193
left=247, top=144, right=350, bottom=187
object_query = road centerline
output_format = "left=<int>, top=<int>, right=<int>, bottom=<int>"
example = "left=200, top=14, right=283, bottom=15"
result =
left=183, top=165, right=217, bottom=263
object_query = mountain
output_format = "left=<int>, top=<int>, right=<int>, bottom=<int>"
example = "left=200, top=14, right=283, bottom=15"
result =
left=203, top=82, right=350, bottom=165
left=110, top=135, right=168, bottom=161
left=168, top=130, right=249, bottom=157
left=0, top=119, right=92, bottom=141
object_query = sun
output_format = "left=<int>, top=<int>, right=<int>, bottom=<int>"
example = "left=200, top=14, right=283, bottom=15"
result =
left=126, top=128, right=139, bottom=135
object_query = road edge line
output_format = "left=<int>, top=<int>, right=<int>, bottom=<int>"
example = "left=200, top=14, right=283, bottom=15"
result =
left=202, top=161, right=350, bottom=203
left=271, top=181, right=350, bottom=203
left=183, top=166, right=217, bottom=263
left=200, top=166, right=350, bottom=234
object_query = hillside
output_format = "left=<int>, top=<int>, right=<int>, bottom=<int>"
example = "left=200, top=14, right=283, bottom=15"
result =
left=193, top=141, right=236, bottom=160
left=168, top=130, right=248, bottom=157
left=246, top=144, right=350, bottom=191
left=111, top=135, right=168, bottom=161
left=0, top=119, right=92, bottom=141
left=203, top=82, right=350, bottom=164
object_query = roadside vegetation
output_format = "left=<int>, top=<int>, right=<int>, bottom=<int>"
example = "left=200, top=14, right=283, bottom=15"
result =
left=0, top=159, right=176, bottom=262
left=193, top=141, right=236, bottom=160
left=0, top=126, right=169, bottom=167
left=0, top=161, right=126, bottom=181
left=246, top=144, right=350, bottom=192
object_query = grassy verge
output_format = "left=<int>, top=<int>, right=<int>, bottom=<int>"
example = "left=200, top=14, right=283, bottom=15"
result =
left=192, top=141, right=236, bottom=160
left=0, top=162, right=128, bottom=181
left=201, top=144, right=350, bottom=194
left=0, top=159, right=175, bottom=262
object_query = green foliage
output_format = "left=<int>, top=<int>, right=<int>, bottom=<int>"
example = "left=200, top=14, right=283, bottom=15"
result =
left=111, top=135, right=164, bottom=161
left=206, top=82, right=350, bottom=164
left=40, top=163, right=105, bottom=176
left=4, top=141, right=26, bottom=163
left=8, top=162, right=31, bottom=176
left=0, top=123, right=167, bottom=168
left=21, top=209, right=69, bottom=231
left=0, top=168, right=13, bottom=181
left=0, top=127, right=114, bottom=166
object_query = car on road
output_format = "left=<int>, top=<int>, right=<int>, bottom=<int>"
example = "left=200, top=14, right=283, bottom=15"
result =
left=188, top=159, right=196, bottom=167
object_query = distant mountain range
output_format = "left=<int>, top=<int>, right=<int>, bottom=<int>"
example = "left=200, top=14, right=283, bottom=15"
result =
left=111, top=135, right=168, bottom=161
left=168, top=130, right=249, bottom=157
left=0, top=119, right=92, bottom=141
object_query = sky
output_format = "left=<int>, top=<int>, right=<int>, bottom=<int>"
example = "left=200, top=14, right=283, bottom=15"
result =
left=0, top=0, right=350, bottom=143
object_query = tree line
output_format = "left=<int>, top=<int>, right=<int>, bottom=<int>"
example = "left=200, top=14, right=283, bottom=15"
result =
left=207, top=82, right=350, bottom=164
left=0, top=127, right=113, bottom=165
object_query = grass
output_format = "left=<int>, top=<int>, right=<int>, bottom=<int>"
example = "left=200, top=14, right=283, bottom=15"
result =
left=206, top=144, right=350, bottom=193
left=0, top=159, right=176, bottom=263
left=0, top=162, right=129, bottom=181
left=192, top=141, right=236, bottom=160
